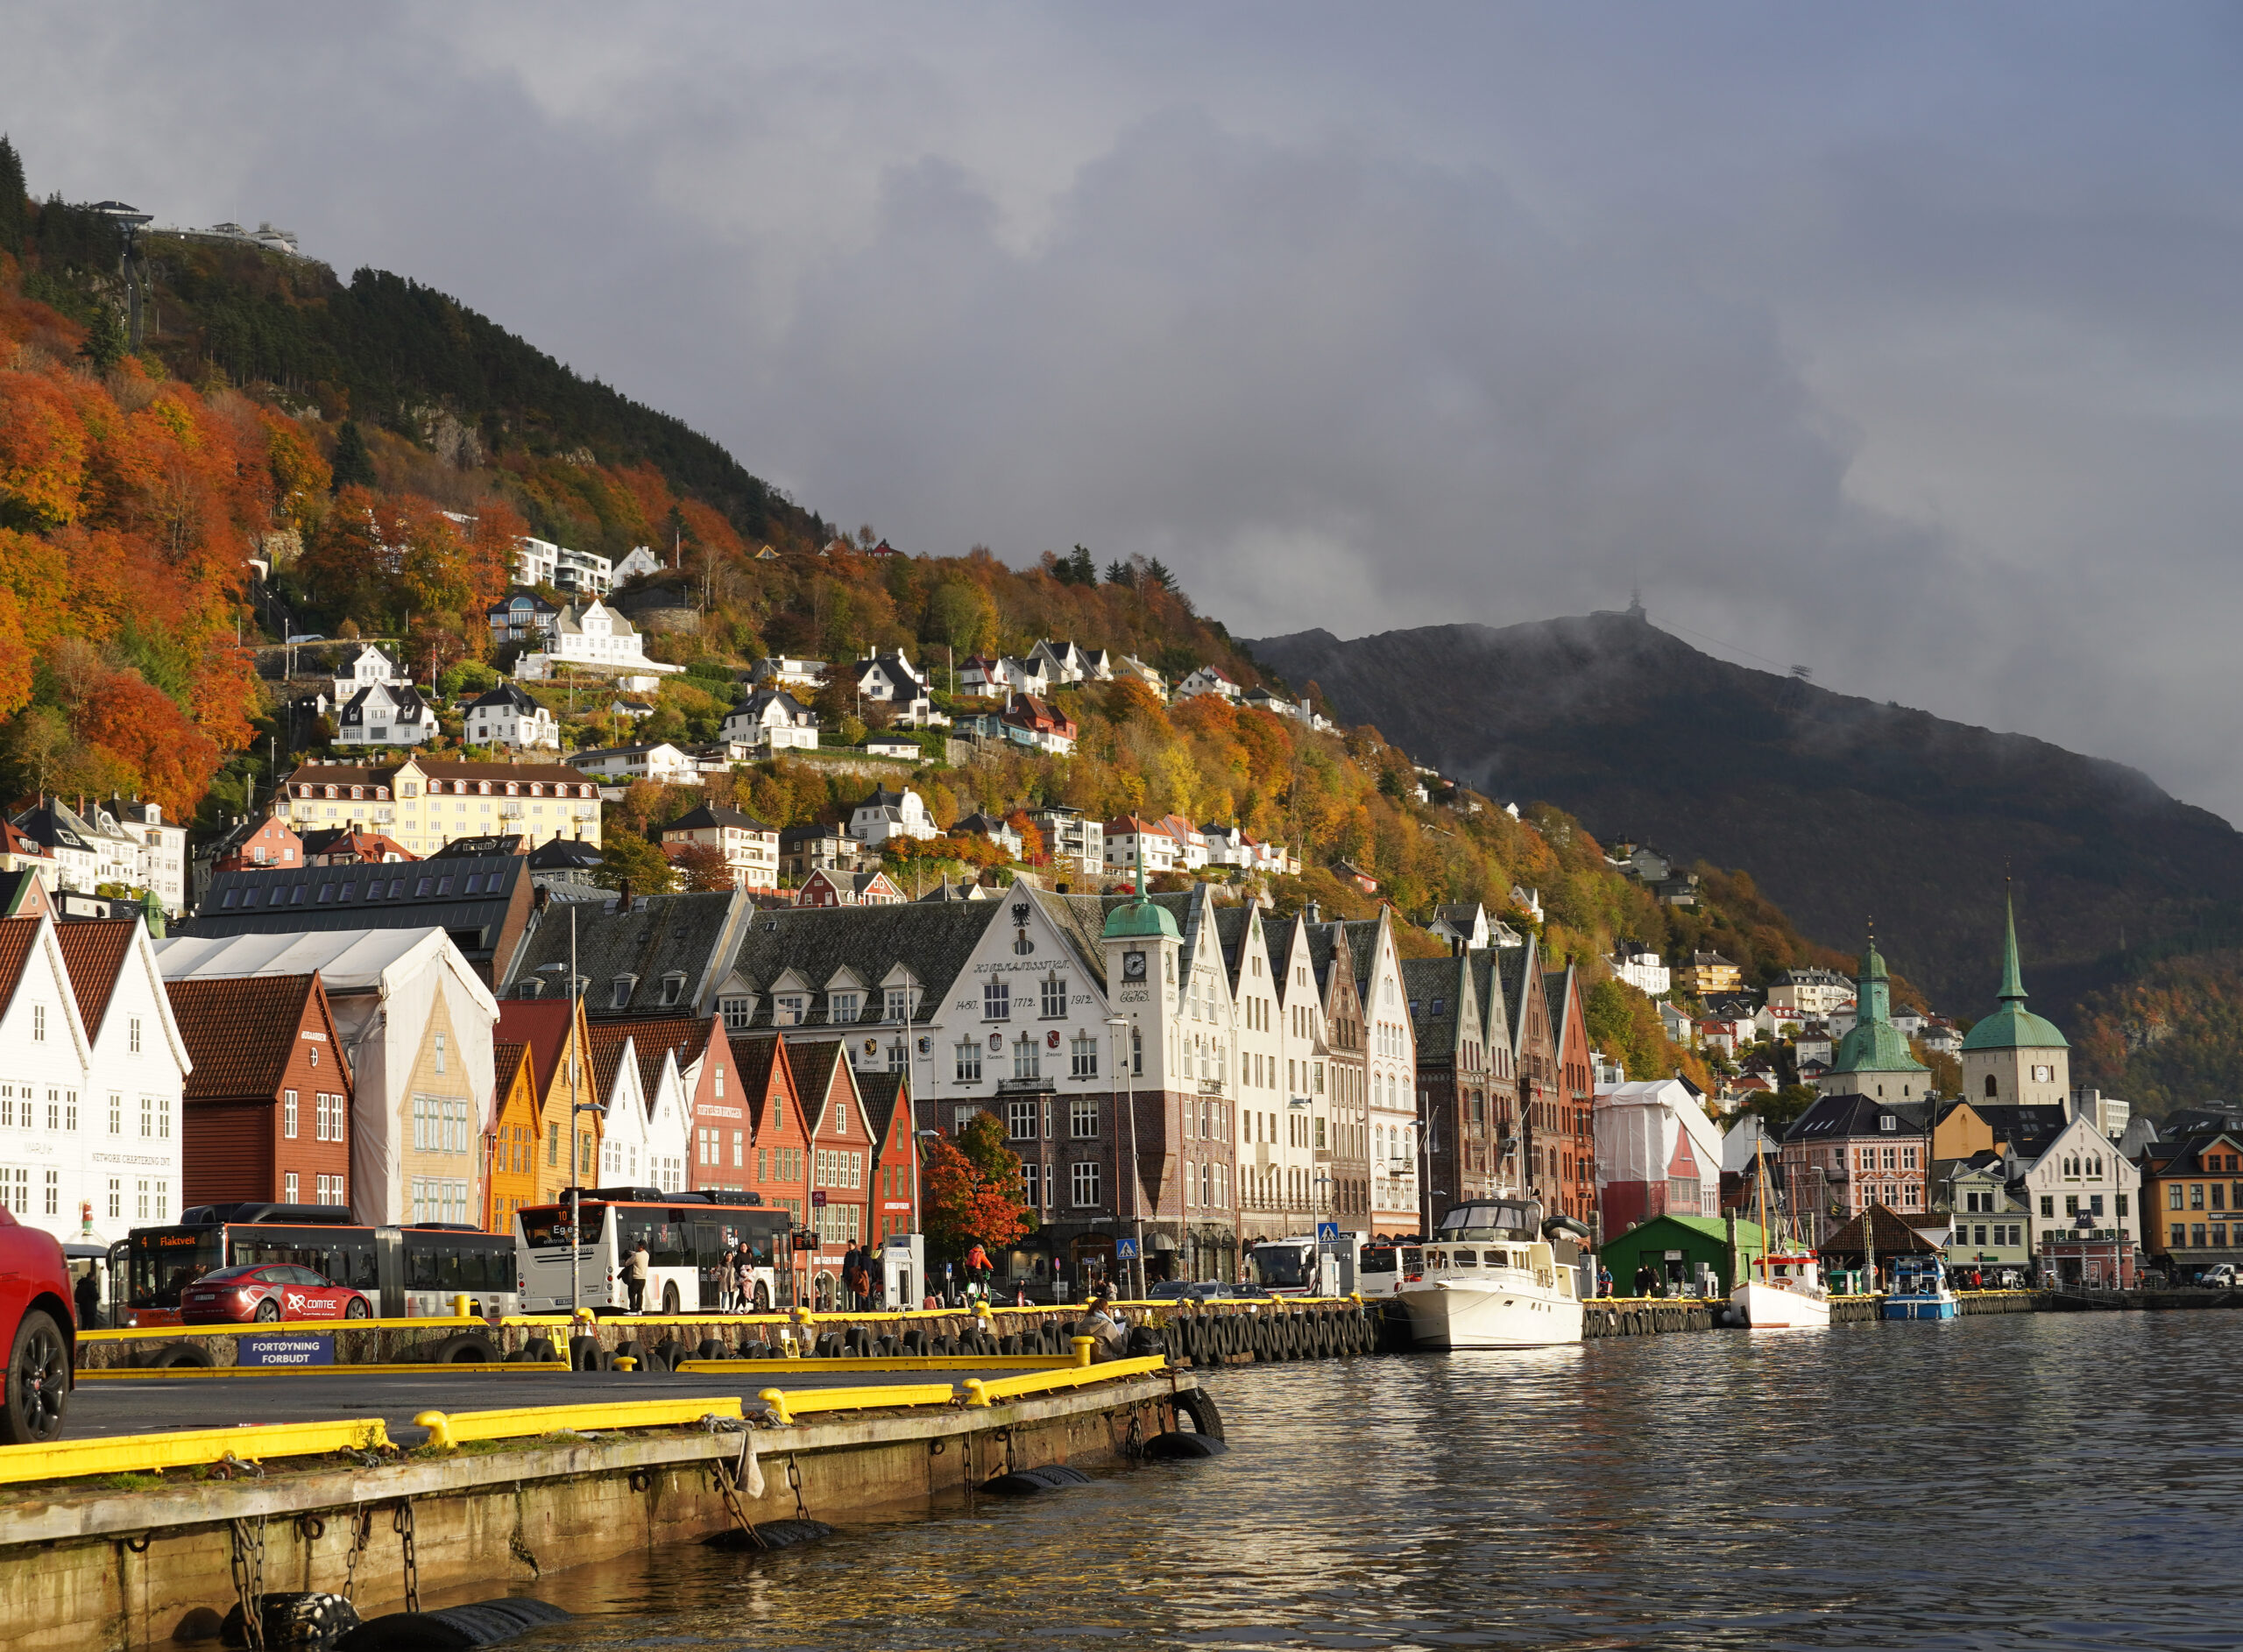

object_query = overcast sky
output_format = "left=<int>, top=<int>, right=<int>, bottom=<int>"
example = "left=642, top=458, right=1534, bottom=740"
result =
left=10, top=4, right=2242, bottom=817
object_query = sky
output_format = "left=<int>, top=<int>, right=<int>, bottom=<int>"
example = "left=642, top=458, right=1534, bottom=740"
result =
left=8, top=4, right=2242, bottom=816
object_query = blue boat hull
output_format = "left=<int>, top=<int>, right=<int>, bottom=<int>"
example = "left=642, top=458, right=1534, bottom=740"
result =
left=1881, top=1295, right=1960, bottom=1321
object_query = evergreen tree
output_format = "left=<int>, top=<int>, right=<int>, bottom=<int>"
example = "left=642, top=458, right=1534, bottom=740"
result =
left=1144, top=558, right=1177, bottom=591
left=0, top=135, right=26, bottom=257
left=1104, top=558, right=1135, bottom=588
left=329, top=420, right=376, bottom=493
left=78, top=303, right=125, bottom=370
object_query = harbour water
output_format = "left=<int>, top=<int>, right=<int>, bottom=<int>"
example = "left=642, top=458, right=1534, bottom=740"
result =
left=518, top=1313, right=2243, bottom=1649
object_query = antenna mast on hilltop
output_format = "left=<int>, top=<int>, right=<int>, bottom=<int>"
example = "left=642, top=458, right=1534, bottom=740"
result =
left=1627, top=584, right=1645, bottom=621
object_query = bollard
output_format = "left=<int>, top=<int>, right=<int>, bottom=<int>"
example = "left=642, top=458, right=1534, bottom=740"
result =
left=453, top=1293, right=471, bottom=1319
left=1072, top=1336, right=1095, bottom=1367
left=613, top=1356, right=637, bottom=1373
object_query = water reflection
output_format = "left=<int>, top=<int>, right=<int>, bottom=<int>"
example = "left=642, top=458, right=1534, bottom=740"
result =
left=522, top=1314, right=2243, bottom=1649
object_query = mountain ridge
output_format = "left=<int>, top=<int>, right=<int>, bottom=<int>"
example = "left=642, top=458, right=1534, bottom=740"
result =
left=1249, top=611, right=2243, bottom=1020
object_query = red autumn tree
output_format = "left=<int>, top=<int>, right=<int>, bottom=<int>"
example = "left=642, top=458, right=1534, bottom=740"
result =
left=668, top=841, right=735, bottom=892
left=921, top=1112, right=1034, bottom=1260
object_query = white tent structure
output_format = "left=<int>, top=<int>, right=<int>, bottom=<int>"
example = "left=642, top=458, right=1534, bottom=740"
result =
left=1593, top=1077, right=1728, bottom=1235
left=154, top=928, right=498, bottom=1225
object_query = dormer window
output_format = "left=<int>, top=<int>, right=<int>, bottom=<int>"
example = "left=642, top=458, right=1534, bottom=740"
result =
left=776, top=994, right=806, bottom=1027
left=884, top=987, right=909, bottom=1022
left=1880, top=1116, right=1896, bottom=1133
left=719, top=995, right=755, bottom=1031
left=612, top=976, right=638, bottom=1009
left=661, top=973, right=686, bottom=1006
left=829, top=992, right=861, bottom=1022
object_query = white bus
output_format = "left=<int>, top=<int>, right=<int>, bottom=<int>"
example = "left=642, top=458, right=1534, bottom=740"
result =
left=514, top=1188, right=796, bottom=1315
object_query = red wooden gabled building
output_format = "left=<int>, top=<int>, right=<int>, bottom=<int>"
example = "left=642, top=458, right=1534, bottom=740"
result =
left=166, top=973, right=354, bottom=1209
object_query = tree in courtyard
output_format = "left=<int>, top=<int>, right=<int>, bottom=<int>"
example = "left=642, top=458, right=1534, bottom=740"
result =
left=921, top=1112, right=1035, bottom=1260
left=593, top=829, right=678, bottom=895
left=669, top=842, right=734, bottom=892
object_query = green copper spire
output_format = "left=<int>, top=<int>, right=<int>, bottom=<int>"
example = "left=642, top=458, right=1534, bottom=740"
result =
left=1829, top=921, right=1924, bottom=1076
left=1997, top=887, right=2027, bottom=1003
left=1962, top=886, right=2068, bottom=1052
left=1101, top=820, right=1178, bottom=941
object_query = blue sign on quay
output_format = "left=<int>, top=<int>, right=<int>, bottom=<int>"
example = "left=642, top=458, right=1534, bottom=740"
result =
left=1114, top=1238, right=1139, bottom=1260
left=237, top=1332, right=335, bottom=1367
left=1317, top=1221, right=1340, bottom=1241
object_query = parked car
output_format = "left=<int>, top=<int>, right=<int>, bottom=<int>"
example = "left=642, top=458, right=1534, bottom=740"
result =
left=0, top=1208, right=75, bottom=1444
left=2194, top=1263, right=2238, bottom=1289
left=1145, top=1281, right=1272, bottom=1303
left=179, top=1264, right=371, bottom=1324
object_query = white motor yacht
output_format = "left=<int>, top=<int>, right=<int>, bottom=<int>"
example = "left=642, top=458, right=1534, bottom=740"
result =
left=1395, top=1199, right=1585, bottom=1350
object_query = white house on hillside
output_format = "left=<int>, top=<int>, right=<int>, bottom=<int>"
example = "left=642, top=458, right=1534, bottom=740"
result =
left=1175, top=666, right=1242, bottom=702
left=336, top=682, right=438, bottom=748
left=330, top=645, right=408, bottom=709
left=514, top=600, right=681, bottom=680
left=849, top=787, right=938, bottom=846
left=566, top=743, right=701, bottom=786
left=463, top=683, right=559, bottom=751
left=720, top=689, right=819, bottom=751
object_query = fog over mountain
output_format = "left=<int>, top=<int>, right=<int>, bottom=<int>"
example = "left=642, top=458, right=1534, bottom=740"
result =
left=1249, top=611, right=2243, bottom=1015
left=6, top=5, right=2239, bottom=813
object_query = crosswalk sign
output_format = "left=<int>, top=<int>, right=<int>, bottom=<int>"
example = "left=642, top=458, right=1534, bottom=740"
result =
left=1114, top=1238, right=1140, bottom=1260
left=1317, top=1221, right=1340, bottom=1241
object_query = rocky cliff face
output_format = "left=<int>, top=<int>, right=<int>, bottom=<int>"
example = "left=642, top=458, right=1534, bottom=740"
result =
left=1249, top=611, right=2243, bottom=1013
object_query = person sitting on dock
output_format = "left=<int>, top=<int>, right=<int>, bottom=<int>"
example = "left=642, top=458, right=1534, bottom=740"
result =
left=1081, top=1292, right=1128, bottom=1362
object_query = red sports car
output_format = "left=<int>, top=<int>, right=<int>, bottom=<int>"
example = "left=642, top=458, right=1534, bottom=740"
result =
left=0, top=1207, right=74, bottom=1444
left=179, top=1264, right=371, bottom=1324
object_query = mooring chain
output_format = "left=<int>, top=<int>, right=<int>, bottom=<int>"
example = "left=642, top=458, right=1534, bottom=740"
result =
left=393, top=1500, right=420, bottom=1613
left=341, top=1504, right=374, bottom=1604
left=712, top=1449, right=768, bottom=1550
left=229, top=1517, right=267, bottom=1651
left=785, top=1453, right=808, bottom=1522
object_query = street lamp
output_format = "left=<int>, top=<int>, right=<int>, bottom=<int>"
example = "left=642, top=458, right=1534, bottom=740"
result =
left=1107, top=1013, right=1143, bottom=1300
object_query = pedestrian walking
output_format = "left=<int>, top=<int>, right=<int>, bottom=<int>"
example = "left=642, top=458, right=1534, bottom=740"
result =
left=73, top=1268, right=99, bottom=1330
left=1631, top=1264, right=1656, bottom=1298
left=626, top=1241, right=650, bottom=1312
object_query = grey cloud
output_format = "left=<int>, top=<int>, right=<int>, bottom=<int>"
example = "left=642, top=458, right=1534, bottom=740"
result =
left=4, top=3, right=2239, bottom=816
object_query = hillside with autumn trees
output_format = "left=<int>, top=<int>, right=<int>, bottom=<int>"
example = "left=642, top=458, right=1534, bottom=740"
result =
left=0, top=142, right=1910, bottom=1099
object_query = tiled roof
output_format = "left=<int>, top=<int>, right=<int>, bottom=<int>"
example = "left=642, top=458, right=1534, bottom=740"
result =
left=412, top=759, right=594, bottom=785
left=54, top=919, right=138, bottom=1040
left=605, top=1015, right=713, bottom=1098
left=494, top=1040, right=530, bottom=1105
left=495, top=999, right=579, bottom=1096
left=584, top=1021, right=643, bottom=1111
left=666, top=805, right=775, bottom=834
left=789, top=1039, right=851, bottom=1131
left=858, top=1070, right=909, bottom=1150
left=168, top=974, right=324, bottom=1102
left=0, top=916, right=44, bottom=1021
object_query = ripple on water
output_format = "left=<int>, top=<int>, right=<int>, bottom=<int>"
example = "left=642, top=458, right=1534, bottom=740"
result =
left=512, top=1313, right=2243, bottom=1650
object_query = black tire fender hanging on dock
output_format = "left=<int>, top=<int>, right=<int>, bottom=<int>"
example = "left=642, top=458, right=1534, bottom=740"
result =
left=145, top=1343, right=214, bottom=1371
left=334, top=1595, right=572, bottom=1649
left=1172, top=1387, right=1225, bottom=1440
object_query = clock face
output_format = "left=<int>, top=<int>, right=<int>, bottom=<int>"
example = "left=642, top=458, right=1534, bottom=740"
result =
left=1123, top=950, right=1147, bottom=981
left=2032, top=1064, right=2054, bottom=1083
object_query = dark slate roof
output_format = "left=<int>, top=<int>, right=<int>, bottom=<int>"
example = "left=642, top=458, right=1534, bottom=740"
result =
left=1785, top=1091, right=1929, bottom=1145
left=502, top=890, right=744, bottom=1017
left=527, top=835, right=602, bottom=871
left=724, top=900, right=1001, bottom=1031
left=467, top=682, right=543, bottom=715
left=431, top=834, right=531, bottom=859
left=337, top=682, right=428, bottom=727
left=187, top=858, right=525, bottom=962
left=1968, top=1105, right=2070, bottom=1159
left=2142, top=1131, right=2243, bottom=1179
left=1212, top=903, right=1257, bottom=993
left=2163, top=1105, right=2243, bottom=1137
left=1468, top=949, right=1511, bottom=1051
left=1403, top=954, right=1468, bottom=1056
left=779, top=825, right=853, bottom=849
left=1497, top=942, right=1539, bottom=1056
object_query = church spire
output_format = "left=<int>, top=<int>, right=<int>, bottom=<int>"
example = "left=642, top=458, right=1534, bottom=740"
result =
left=1998, top=886, right=2027, bottom=1005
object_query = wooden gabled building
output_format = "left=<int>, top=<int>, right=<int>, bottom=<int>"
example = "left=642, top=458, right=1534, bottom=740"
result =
left=167, top=972, right=353, bottom=1210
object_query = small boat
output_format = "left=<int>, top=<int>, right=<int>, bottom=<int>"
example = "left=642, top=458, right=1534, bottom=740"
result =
left=1731, top=1250, right=1831, bottom=1329
left=1395, top=1198, right=1585, bottom=1350
left=1881, top=1255, right=1960, bottom=1320
left=1730, top=1138, right=1830, bottom=1330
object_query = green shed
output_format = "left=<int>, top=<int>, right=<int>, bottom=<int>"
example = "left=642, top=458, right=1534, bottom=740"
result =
left=1599, top=1215, right=1766, bottom=1298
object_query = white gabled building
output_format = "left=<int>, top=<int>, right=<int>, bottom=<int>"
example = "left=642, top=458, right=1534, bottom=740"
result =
left=720, top=688, right=819, bottom=751
left=463, top=683, right=559, bottom=752
left=1102, top=816, right=1178, bottom=877
left=515, top=600, right=681, bottom=680
left=336, top=682, right=438, bottom=748
left=849, top=787, right=939, bottom=846
left=0, top=913, right=190, bottom=1248
left=329, top=644, right=408, bottom=710
left=1175, top=666, right=1242, bottom=703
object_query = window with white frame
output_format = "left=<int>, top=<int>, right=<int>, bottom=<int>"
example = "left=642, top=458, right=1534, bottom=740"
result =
left=285, top=1172, right=299, bottom=1203
left=1022, top=1161, right=1042, bottom=1208
left=283, top=1090, right=299, bottom=1139
left=885, top=987, right=909, bottom=1022
left=1013, top=1034, right=1040, bottom=1082
left=1072, top=1160, right=1101, bottom=1207
left=955, top=1041, right=983, bottom=1084
left=1071, top=1098, right=1100, bottom=1140
left=1071, top=1033, right=1099, bottom=1079
left=984, top=979, right=1011, bottom=1021
left=1008, top=1100, right=1038, bottom=1140
left=1041, top=975, right=1068, bottom=1018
